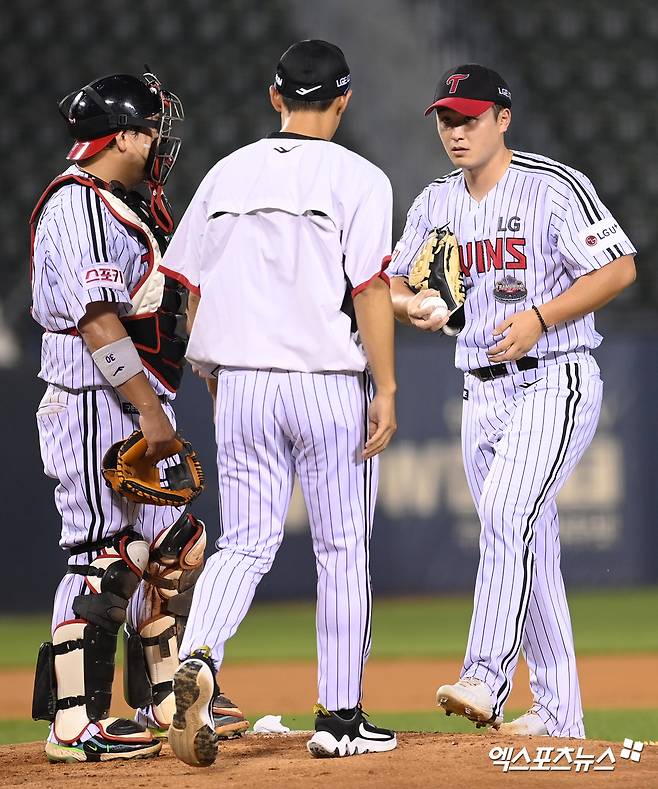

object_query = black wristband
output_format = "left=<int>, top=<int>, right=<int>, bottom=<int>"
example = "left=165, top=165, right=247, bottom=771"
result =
left=532, top=305, right=548, bottom=333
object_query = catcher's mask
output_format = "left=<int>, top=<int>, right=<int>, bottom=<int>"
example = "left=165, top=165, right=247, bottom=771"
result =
left=59, top=69, right=184, bottom=232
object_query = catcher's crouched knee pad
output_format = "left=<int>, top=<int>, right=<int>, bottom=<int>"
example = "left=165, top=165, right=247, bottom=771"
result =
left=124, top=512, right=206, bottom=726
left=70, top=527, right=150, bottom=630
left=32, top=528, right=149, bottom=742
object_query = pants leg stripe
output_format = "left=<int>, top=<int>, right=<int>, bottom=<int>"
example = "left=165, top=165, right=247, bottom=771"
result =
left=358, top=372, right=374, bottom=697
left=494, top=363, right=582, bottom=712
left=89, top=390, right=106, bottom=547
left=80, top=390, right=98, bottom=563
left=521, top=364, right=583, bottom=546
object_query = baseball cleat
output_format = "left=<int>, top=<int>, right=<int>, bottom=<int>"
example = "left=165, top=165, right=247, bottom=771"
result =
left=168, top=648, right=220, bottom=767
left=498, top=710, right=549, bottom=736
left=213, top=693, right=250, bottom=739
left=45, top=718, right=161, bottom=763
left=436, top=677, right=502, bottom=728
left=307, top=704, right=397, bottom=758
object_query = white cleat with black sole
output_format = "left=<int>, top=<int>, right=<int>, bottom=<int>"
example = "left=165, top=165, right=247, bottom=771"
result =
left=436, top=677, right=502, bottom=728
left=307, top=704, right=397, bottom=758
left=168, top=648, right=221, bottom=768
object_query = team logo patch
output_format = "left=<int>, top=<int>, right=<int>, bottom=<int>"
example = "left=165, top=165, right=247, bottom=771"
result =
left=493, top=274, right=527, bottom=303
left=82, top=265, right=126, bottom=290
left=578, top=219, right=630, bottom=256
left=446, top=73, right=469, bottom=93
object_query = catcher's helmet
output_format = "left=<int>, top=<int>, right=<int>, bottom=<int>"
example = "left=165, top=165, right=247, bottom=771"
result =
left=58, top=70, right=183, bottom=186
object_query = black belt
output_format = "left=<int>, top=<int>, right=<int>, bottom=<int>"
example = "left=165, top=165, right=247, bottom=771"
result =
left=469, top=356, right=538, bottom=382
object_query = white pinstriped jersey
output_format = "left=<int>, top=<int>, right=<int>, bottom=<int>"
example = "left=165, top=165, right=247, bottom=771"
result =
left=388, top=151, right=636, bottom=371
left=31, top=165, right=169, bottom=396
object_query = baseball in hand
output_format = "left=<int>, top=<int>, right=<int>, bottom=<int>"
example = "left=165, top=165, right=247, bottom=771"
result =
left=421, top=295, right=449, bottom=322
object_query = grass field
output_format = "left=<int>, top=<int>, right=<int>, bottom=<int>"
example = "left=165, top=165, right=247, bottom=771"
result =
left=1, top=587, right=657, bottom=744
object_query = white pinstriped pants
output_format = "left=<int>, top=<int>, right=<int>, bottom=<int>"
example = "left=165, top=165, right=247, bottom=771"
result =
left=36, top=384, right=183, bottom=634
left=460, top=355, right=603, bottom=737
left=180, top=368, right=377, bottom=711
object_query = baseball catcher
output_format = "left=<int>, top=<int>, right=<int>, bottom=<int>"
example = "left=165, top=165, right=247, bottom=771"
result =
left=30, top=70, right=246, bottom=763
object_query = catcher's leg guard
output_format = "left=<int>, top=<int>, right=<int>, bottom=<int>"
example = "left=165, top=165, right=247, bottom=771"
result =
left=124, top=513, right=206, bottom=729
left=32, top=528, right=157, bottom=756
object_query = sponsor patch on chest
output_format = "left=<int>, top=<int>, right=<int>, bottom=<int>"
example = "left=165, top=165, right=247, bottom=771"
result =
left=578, top=219, right=630, bottom=256
left=82, top=265, right=126, bottom=290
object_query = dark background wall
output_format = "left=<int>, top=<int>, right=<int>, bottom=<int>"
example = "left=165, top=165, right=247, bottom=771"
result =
left=1, top=0, right=656, bottom=611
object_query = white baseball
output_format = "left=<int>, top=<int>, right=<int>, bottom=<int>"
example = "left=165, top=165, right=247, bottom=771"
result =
left=421, top=295, right=449, bottom=321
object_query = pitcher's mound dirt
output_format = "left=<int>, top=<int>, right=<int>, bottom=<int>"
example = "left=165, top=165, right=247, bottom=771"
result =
left=2, top=733, right=656, bottom=789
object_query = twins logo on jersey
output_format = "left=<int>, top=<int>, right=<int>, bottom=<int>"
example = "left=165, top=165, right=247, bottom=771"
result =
left=459, top=238, right=527, bottom=275
left=458, top=215, right=527, bottom=277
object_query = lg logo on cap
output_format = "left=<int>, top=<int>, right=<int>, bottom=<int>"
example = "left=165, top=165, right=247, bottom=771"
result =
left=446, top=73, right=469, bottom=93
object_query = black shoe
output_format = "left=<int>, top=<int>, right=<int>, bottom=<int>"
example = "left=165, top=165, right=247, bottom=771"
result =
left=306, top=704, right=397, bottom=758
left=168, top=647, right=221, bottom=767
left=45, top=718, right=161, bottom=763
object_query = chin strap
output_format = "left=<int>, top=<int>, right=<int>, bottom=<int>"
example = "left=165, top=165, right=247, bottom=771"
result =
left=149, top=182, right=175, bottom=235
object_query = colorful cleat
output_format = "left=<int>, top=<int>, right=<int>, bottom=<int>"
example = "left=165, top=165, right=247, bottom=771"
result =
left=45, top=718, right=161, bottom=763
left=213, top=693, right=249, bottom=739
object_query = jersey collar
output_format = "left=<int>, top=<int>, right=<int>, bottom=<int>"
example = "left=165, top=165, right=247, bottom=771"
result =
left=267, top=131, right=324, bottom=141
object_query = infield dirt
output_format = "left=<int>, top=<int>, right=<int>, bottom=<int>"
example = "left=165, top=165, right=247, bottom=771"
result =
left=2, top=654, right=658, bottom=719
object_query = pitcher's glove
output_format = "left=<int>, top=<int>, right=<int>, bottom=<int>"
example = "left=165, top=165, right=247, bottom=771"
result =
left=407, top=225, right=466, bottom=336
left=102, top=430, right=205, bottom=506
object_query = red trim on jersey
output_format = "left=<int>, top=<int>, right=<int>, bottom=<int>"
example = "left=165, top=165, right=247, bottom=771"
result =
left=158, top=264, right=201, bottom=296
left=351, top=256, right=391, bottom=297
left=30, top=173, right=157, bottom=300
left=67, top=133, right=118, bottom=162
left=424, top=97, right=494, bottom=117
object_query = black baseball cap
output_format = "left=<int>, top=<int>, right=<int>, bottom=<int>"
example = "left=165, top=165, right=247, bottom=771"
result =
left=424, top=64, right=512, bottom=117
left=274, top=40, right=351, bottom=101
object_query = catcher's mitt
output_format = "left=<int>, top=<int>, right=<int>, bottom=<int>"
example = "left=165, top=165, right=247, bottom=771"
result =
left=102, top=430, right=205, bottom=506
left=407, top=225, right=466, bottom=336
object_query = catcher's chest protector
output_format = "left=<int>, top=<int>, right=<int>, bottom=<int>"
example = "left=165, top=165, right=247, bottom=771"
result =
left=30, top=174, right=188, bottom=391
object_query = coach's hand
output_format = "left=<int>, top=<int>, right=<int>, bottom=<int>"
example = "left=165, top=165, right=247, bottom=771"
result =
left=487, top=310, right=543, bottom=362
left=139, top=404, right=178, bottom=462
left=407, top=288, right=450, bottom=332
left=363, top=391, right=397, bottom=460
